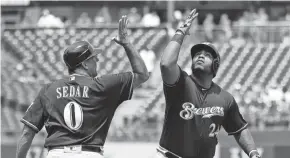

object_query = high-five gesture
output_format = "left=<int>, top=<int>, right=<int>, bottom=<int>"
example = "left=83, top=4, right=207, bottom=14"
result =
left=177, top=9, right=198, bottom=35
left=112, top=15, right=149, bottom=88
left=113, top=15, right=130, bottom=45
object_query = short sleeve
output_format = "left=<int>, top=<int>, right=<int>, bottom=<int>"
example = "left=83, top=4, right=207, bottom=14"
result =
left=21, top=87, right=46, bottom=133
left=163, top=67, right=187, bottom=106
left=96, top=72, right=134, bottom=105
left=163, top=67, right=188, bottom=88
left=222, top=98, right=248, bottom=135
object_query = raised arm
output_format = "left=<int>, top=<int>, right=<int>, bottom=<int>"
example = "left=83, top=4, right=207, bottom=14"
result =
left=160, top=9, right=198, bottom=84
left=234, top=128, right=261, bottom=158
left=113, top=15, right=149, bottom=88
left=16, top=125, right=36, bottom=158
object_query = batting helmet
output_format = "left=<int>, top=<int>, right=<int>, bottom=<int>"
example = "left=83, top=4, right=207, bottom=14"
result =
left=63, top=41, right=102, bottom=69
left=190, top=42, right=220, bottom=77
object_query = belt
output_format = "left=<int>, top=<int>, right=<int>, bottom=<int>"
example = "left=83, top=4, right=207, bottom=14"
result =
left=48, top=145, right=103, bottom=153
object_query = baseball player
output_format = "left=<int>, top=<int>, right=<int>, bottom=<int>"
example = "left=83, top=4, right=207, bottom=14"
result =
left=157, top=9, right=261, bottom=158
left=16, top=15, right=149, bottom=158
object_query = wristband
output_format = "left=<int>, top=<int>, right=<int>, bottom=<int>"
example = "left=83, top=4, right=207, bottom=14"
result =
left=176, top=29, right=185, bottom=35
left=171, top=34, right=185, bottom=45
left=249, top=150, right=260, bottom=158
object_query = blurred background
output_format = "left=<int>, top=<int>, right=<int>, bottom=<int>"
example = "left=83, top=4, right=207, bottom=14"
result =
left=1, top=0, right=290, bottom=158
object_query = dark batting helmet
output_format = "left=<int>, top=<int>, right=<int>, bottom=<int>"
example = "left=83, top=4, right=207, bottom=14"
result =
left=63, top=41, right=102, bottom=69
left=190, top=42, right=220, bottom=77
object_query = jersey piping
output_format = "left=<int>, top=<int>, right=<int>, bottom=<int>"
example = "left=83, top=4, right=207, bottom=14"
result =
left=128, top=72, right=134, bottom=100
left=227, top=123, right=248, bottom=135
left=21, top=119, right=40, bottom=132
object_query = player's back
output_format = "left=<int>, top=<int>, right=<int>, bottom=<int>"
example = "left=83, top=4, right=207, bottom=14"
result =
left=38, top=73, right=133, bottom=148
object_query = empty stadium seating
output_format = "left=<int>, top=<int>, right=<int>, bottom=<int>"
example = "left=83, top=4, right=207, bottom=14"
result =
left=1, top=27, right=168, bottom=133
left=121, top=43, right=290, bottom=141
left=1, top=27, right=290, bottom=140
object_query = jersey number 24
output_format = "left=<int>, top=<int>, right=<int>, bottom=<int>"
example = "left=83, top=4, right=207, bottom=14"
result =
left=209, top=123, right=221, bottom=137
left=63, top=101, right=83, bottom=130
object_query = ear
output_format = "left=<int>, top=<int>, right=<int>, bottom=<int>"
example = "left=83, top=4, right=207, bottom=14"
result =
left=81, top=61, right=89, bottom=70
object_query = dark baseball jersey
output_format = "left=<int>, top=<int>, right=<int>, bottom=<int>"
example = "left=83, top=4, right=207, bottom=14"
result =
left=159, top=68, right=248, bottom=158
left=21, top=72, right=134, bottom=148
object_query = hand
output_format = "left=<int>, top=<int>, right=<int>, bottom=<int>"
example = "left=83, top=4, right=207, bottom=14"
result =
left=113, top=15, right=130, bottom=45
left=176, top=9, right=198, bottom=35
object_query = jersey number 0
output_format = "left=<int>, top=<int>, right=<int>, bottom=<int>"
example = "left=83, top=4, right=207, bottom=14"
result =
left=64, top=101, right=83, bottom=130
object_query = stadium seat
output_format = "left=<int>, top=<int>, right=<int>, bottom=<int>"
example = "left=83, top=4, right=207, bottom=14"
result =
left=2, top=27, right=168, bottom=132
left=2, top=26, right=290, bottom=140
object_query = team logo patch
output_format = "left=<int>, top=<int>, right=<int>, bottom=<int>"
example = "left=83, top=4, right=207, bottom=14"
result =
left=70, top=76, right=75, bottom=81
left=179, top=102, right=224, bottom=120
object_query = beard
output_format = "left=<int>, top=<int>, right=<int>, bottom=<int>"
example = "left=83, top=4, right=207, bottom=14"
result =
left=191, top=64, right=212, bottom=76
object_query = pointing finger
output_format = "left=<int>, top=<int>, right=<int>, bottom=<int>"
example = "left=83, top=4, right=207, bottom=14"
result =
left=126, top=18, right=129, bottom=25
left=120, top=16, right=124, bottom=31
left=118, top=19, right=122, bottom=34
left=189, top=9, right=196, bottom=17
left=124, top=17, right=129, bottom=30
left=190, top=12, right=199, bottom=21
left=123, top=15, right=127, bottom=30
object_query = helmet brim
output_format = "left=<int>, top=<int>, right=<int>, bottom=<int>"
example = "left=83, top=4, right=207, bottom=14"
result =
left=87, top=47, right=102, bottom=59
left=190, top=43, right=219, bottom=59
left=64, top=47, right=103, bottom=69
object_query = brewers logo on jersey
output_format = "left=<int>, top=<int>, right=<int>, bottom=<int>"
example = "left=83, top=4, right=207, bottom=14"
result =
left=158, top=69, right=248, bottom=158
left=179, top=103, right=224, bottom=120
